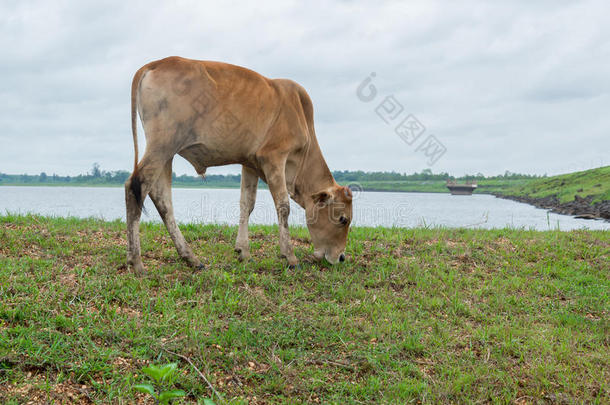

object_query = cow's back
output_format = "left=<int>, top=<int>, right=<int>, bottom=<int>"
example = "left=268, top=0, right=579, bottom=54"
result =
left=137, top=57, right=293, bottom=167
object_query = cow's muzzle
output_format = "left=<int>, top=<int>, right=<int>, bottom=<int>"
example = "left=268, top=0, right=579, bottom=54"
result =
left=324, top=251, right=345, bottom=265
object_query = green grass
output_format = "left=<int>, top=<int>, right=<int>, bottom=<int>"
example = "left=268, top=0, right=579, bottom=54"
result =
left=353, top=180, right=449, bottom=193
left=474, top=179, right=533, bottom=195
left=357, top=179, right=533, bottom=194
left=1, top=214, right=608, bottom=403
left=496, top=166, right=610, bottom=203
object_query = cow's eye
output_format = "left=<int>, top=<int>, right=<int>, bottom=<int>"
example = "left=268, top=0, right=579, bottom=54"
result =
left=339, top=216, right=349, bottom=226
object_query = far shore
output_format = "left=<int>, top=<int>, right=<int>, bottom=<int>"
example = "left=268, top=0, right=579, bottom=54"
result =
left=3, top=166, right=608, bottom=221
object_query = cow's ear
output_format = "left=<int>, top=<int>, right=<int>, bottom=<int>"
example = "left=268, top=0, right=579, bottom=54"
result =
left=343, top=186, right=353, bottom=200
left=312, top=190, right=331, bottom=205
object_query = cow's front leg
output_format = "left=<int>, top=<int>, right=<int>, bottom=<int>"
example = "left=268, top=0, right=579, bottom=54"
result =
left=235, top=166, right=259, bottom=261
left=264, top=165, right=298, bottom=267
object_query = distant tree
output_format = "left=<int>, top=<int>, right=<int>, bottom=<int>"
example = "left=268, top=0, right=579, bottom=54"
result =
left=113, top=170, right=130, bottom=183
left=91, top=162, right=101, bottom=178
left=39, top=172, right=47, bottom=182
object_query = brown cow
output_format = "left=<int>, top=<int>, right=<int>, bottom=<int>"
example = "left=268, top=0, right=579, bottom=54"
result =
left=125, top=56, right=352, bottom=273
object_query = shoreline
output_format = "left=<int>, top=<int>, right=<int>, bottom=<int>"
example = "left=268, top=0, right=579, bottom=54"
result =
left=493, top=193, right=610, bottom=222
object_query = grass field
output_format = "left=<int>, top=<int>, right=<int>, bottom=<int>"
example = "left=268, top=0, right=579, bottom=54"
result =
left=0, top=215, right=608, bottom=404
left=356, top=179, right=533, bottom=195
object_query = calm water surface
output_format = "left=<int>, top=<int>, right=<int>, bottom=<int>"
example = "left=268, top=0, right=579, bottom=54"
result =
left=0, top=186, right=608, bottom=231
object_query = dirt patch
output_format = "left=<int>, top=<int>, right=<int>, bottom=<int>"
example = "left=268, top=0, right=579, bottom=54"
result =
left=0, top=372, right=95, bottom=404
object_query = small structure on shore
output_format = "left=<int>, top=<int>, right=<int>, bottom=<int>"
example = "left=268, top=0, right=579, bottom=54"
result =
left=446, top=180, right=478, bottom=195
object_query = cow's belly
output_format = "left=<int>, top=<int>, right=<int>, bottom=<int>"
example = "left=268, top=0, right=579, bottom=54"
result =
left=178, top=143, right=244, bottom=175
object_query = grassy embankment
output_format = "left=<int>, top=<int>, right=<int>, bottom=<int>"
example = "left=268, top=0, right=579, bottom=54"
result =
left=493, top=166, right=610, bottom=204
left=1, top=215, right=608, bottom=403
left=359, top=166, right=610, bottom=200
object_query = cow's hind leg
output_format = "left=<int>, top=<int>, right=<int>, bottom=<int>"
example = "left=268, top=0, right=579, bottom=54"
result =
left=235, top=166, right=258, bottom=261
left=149, top=159, right=203, bottom=269
left=125, top=153, right=165, bottom=273
left=125, top=176, right=145, bottom=273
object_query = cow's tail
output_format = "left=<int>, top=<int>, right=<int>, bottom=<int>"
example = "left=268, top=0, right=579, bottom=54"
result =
left=129, top=67, right=146, bottom=211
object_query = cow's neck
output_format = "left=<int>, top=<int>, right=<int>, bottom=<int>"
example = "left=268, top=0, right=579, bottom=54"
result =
left=290, top=140, right=335, bottom=208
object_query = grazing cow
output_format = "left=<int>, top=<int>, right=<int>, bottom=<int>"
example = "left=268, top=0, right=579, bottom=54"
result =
left=125, top=56, right=352, bottom=273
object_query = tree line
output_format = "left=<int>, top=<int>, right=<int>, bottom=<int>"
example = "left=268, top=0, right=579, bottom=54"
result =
left=0, top=164, right=545, bottom=186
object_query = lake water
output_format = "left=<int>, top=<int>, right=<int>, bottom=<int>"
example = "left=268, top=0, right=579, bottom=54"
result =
left=0, top=186, right=608, bottom=231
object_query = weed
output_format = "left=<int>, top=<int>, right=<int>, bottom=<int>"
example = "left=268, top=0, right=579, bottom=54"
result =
left=134, top=363, right=186, bottom=404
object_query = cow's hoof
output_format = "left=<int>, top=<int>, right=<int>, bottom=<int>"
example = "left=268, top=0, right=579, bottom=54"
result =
left=185, top=256, right=203, bottom=270
left=237, top=250, right=251, bottom=262
left=129, top=262, right=145, bottom=275
left=286, top=255, right=299, bottom=269
left=288, top=257, right=298, bottom=265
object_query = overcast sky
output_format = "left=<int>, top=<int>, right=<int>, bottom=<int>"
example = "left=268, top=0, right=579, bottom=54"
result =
left=1, top=0, right=608, bottom=177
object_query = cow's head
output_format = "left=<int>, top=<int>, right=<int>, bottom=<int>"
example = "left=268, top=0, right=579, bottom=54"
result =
left=306, top=184, right=353, bottom=264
